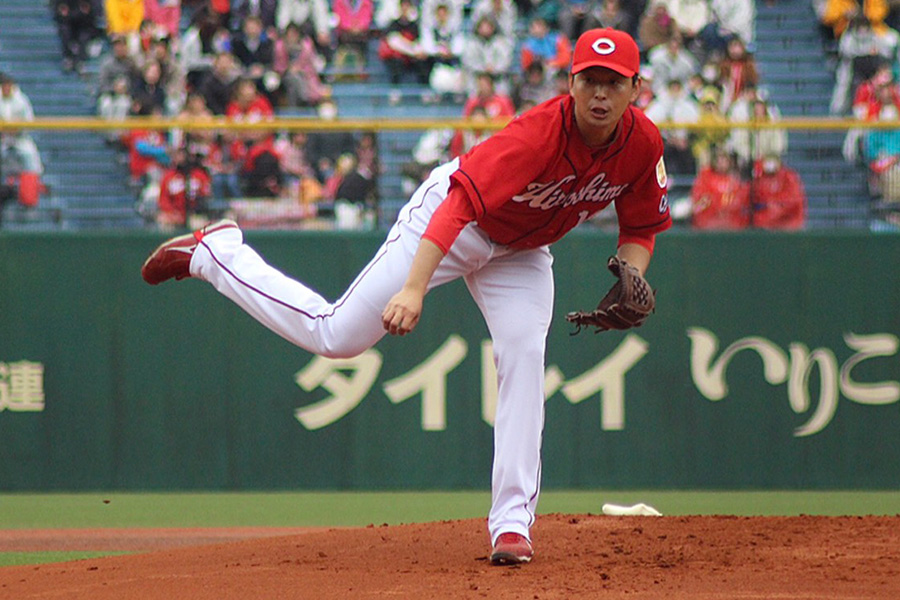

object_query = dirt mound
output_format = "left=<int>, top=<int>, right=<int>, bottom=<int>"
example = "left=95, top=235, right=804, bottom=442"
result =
left=1, top=514, right=897, bottom=599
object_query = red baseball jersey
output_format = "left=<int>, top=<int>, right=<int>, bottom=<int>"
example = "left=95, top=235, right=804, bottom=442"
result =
left=423, top=95, right=672, bottom=253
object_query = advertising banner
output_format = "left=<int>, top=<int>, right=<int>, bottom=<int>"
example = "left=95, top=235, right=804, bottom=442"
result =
left=1, top=230, right=898, bottom=490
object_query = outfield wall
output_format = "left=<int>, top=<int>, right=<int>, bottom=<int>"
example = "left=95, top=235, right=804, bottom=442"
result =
left=1, top=229, right=898, bottom=491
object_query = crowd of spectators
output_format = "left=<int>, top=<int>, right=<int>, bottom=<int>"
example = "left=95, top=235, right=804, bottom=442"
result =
left=29, top=0, right=814, bottom=230
left=816, top=0, right=900, bottom=224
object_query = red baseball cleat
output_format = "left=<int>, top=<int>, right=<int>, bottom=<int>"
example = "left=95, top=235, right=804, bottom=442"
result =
left=490, top=532, right=534, bottom=565
left=141, top=219, right=239, bottom=285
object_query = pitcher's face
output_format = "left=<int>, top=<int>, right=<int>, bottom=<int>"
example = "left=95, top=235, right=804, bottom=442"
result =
left=569, top=66, right=639, bottom=146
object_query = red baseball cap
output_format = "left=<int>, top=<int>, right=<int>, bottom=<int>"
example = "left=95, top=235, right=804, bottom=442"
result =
left=571, top=28, right=640, bottom=78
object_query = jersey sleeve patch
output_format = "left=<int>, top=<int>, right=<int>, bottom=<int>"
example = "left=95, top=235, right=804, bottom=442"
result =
left=656, top=156, right=668, bottom=189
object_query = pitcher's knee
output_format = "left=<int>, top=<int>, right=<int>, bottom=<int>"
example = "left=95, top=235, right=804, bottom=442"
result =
left=313, top=326, right=381, bottom=359
left=492, top=335, right=545, bottom=366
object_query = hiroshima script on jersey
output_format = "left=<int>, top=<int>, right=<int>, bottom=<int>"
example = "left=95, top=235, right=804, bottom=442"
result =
left=451, top=96, right=671, bottom=249
left=512, top=172, right=628, bottom=209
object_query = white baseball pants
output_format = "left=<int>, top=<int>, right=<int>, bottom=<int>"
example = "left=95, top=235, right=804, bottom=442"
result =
left=190, top=160, right=554, bottom=545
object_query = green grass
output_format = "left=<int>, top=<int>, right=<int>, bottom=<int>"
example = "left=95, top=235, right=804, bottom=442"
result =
left=1, top=490, right=899, bottom=529
left=1, top=490, right=898, bottom=568
left=0, top=552, right=128, bottom=566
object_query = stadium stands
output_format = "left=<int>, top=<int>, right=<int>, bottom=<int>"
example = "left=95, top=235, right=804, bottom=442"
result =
left=0, top=0, right=883, bottom=230
left=0, top=0, right=141, bottom=229
left=755, top=0, right=870, bottom=228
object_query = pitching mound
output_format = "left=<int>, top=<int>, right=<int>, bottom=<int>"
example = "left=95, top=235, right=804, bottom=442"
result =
left=1, top=514, right=897, bottom=599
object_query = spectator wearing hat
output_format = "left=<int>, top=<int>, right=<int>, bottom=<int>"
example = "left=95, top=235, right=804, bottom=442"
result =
left=99, top=34, right=139, bottom=95
left=751, top=155, right=807, bottom=230
left=691, top=86, right=729, bottom=170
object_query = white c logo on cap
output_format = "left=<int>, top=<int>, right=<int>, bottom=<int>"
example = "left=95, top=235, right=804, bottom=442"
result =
left=591, top=38, right=616, bottom=55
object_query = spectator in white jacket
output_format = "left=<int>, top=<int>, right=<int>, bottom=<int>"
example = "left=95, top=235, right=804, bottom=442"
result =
left=647, top=33, right=699, bottom=94
left=420, top=0, right=465, bottom=34
left=470, top=0, right=519, bottom=38
left=375, top=0, right=417, bottom=30
left=462, top=14, right=514, bottom=94
left=710, top=0, right=755, bottom=46
left=277, top=0, right=332, bottom=50
left=696, top=0, right=756, bottom=58
left=644, top=77, right=700, bottom=175
left=421, top=2, right=466, bottom=95
left=0, top=73, right=43, bottom=174
left=650, top=0, right=711, bottom=42
left=728, top=97, right=788, bottom=176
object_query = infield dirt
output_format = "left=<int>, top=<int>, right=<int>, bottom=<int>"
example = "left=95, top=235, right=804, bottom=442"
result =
left=0, top=514, right=897, bottom=599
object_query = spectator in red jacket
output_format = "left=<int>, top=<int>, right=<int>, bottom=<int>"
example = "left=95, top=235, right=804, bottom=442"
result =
left=750, top=155, right=807, bottom=230
left=157, top=147, right=212, bottom=227
left=690, top=148, right=750, bottom=230
left=225, top=78, right=275, bottom=126
left=462, top=72, right=516, bottom=118
left=852, top=61, right=900, bottom=120
left=242, top=135, right=284, bottom=197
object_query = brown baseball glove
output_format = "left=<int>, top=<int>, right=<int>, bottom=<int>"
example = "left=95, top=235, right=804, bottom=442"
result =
left=566, top=256, right=656, bottom=334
